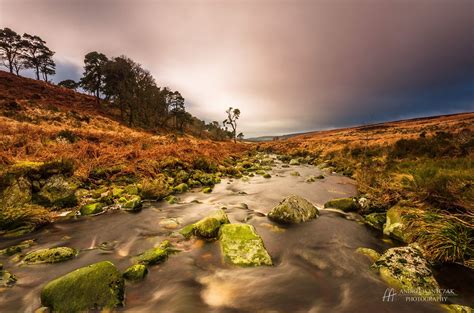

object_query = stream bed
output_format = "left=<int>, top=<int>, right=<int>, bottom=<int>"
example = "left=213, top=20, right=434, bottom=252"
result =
left=0, top=160, right=472, bottom=312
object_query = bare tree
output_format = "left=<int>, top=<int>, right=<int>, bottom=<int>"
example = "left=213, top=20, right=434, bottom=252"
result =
left=223, top=107, right=240, bottom=143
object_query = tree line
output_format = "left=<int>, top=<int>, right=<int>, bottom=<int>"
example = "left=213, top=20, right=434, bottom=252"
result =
left=0, top=27, right=242, bottom=140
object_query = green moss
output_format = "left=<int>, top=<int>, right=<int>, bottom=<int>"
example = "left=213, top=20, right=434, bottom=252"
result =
left=289, top=159, right=300, bottom=165
left=91, top=187, right=108, bottom=199
left=0, top=240, right=35, bottom=256
left=173, top=183, right=189, bottom=193
left=356, top=247, right=381, bottom=262
left=202, top=187, right=213, bottom=193
left=268, top=195, right=319, bottom=224
left=112, top=187, right=124, bottom=197
left=383, top=205, right=413, bottom=242
left=324, top=198, right=358, bottom=212
left=263, top=173, right=271, bottom=179
left=124, top=184, right=139, bottom=195
left=34, top=175, right=78, bottom=208
left=290, top=171, right=300, bottom=176
left=364, top=213, right=386, bottom=231
left=219, top=223, right=272, bottom=266
left=0, top=268, right=17, bottom=287
left=255, top=170, right=266, bottom=176
left=140, top=176, right=170, bottom=199
left=123, top=264, right=148, bottom=281
left=179, top=209, right=230, bottom=239
left=165, top=195, right=178, bottom=204
left=121, top=195, right=141, bottom=211
left=134, top=246, right=169, bottom=265
left=41, top=261, right=124, bottom=313
left=23, top=247, right=77, bottom=264
left=80, top=202, right=105, bottom=215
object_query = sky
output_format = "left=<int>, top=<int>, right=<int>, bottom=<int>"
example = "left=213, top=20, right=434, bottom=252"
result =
left=1, top=0, right=473, bottom=137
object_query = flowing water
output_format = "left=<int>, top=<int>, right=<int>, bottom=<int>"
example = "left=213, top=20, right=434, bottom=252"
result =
left=0, top=160, right=472, bottom=312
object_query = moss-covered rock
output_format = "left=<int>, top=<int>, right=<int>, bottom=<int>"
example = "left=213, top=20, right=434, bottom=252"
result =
left=356, top=247, right=381, bottom=262
left=134, top=241, right=171, bottom=265
left=23, top=247, right=77, bottom=264
left=290, top=171, right=300, bottom=176
left=383, top=205, right=413, bottom=242
left=123, top=264, right=148, bottom=281
left=0, top=239, right=36, bottom=256
left=35, top=175, right=78, bottom=208
left=179, top=209, right=230, bottom=239
left=0, top=175, right=32, bottom=209
left=289, top=159, right=300, bottom=165
left=41, top=261, right=124, bottom=312
left=80, top=202, right=105, bottom=215
left=202, top=187, right=212, bottom=193
left=305, top=175, right=317, bottom=182
left=442, top=304, right=473, bottom=313
left=364, top=212, right=386, bottom=231
left=112, top=187, right=124, bottom=198
left=219, top=223, right=272, bottom=266
left=324, top=198, right=358, bottom=212
left=165, top=195, right=178, bottom=204
left=140, top=176, right=169, bottom=199
left=372, top=244, right=439, bottom=295
left=0, top=265, right=17, bottom=287
left=124, top=184, right=139, bottom=195
left=121, top=195, right=142, bottom=211
left=268, top=195, right=319, bottom=224
left=263, top=173, right=271, bottom=179
left=173, top=183, right=189, bottom=193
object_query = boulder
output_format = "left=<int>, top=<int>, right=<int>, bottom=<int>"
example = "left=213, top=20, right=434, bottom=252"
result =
left=202, top=187, right=212, bottom=193
left=121, top=195, right=142, bottom=211
left=179, top=209, right=230, bottom=239
left=134, top=241, right=172, bottom=265
left=41, top=261, right=124, bottom=312
left=35, top=175, right=78, bottom=208
left=219, top=223, right=272, bottom=266
left=324, top=198, right=358, bottom=212
left=364, top=213, right=386, bottom=231
left=123, top=264, right=148, bottom=281
left=0, top=266, right=17, bottom=287
left=383, top=205, right=413, bottom=242
left=80, top=202, right=105, bottom=215
left=289, top=159, right=300, bottom=165
left=371, top=244, right=439, bottom=295
left=268, top=195, right=319, bottom=224
left=263, top=173, right=271, bottom=179
left=23, top=247, right=77, bottom=264
left=173, top=183, right=189, bottom=193
left=0, top=175, right=32, bottom=209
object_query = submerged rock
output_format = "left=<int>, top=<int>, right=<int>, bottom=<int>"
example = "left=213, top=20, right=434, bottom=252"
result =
left=134, top=241, right=172, bottom=265
left=123, top=264, right=148, bottom=281
left=179, top=209, right=230, bottom=239
left=219, top=223, right=272, bottom=266
left=23, top=247, right=77, bottom=264
left=324, top=198, right=358, bottom=212
left=372, top=244, right=439, bottom=295
left=267, top=195, right=319, bottom=224
left=290, top=171, right=300, bottom=176
left=202, top=187, right=212, bottom=193
left=364, top=212, right=386, bottom=231
left=80, top=202, right=105, bottom=215
left=0, top=239, right=36, bottom=256
left=173, top=183, right=189, bottom=193
left=356, top=247, right=381, bottom=262
left=165, top=195, right=178, bottom=204
left=41, top=261, right=124, bottom=312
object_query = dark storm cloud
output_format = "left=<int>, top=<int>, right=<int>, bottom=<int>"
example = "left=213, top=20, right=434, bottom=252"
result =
left=1, top=0, right=472, bottom=136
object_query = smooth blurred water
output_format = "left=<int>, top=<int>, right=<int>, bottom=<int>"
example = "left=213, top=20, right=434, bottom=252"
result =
left=0, top=159, right=470, bottom=312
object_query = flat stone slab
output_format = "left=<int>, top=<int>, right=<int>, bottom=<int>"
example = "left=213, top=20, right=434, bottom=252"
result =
left=219, top=223, right=272, bottom=266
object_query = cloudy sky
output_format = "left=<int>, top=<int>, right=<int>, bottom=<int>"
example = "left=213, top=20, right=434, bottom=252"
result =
left=1, top=0, right=473, bottom=137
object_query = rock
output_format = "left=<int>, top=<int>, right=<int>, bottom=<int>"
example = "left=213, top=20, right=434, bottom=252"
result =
left=159, top=218, right=181, bottom=229
left=364, top=213, right=386, bottom=231
left=165, top=195, right=178, bottom=204
left=289, top=159, right=300, bottom=165
left=0, top=239, right=36, bottom=256
left=80, top=202, right=105, bottom=215
left=202, top=187, right=212, bottom=193
left=0, top=267, right=17, bottom=287
left=255, top=170, right=266, bottom=176
left=35, top=175, right=78, bottom=208
left=34, top=307, right=50, bottom=313
left=112, top=187, right=124, bottom=197
left=219, top=223, right=272, bottom=266
left=316, top=175, right=325, bottom=179
left=383, top=205, right=412, bottom=242
left=140, top=176, right=170, bottom=199
left=41, top=261, right=124, bottom=312
left=324, top=198, right=358, bottom=212
left=91, top=187, right=108, bottom=199
left=124, top=184, right=139, bottom=195
left=268, top=195, right=319, bottom=224
left=134, top=241, right=172, bottom=265
left=442, top=304, right=473, bottom=313
left=0, top=175, right=32, bottom=209
left=305, top=175, right=317, bottom=182
left=23, top=247, right=77, bottom=264
left=173, top=183, right=189, bottom=193
left=121, top=195, right=142, bottom=211
left=356, top=247, right=381, bottom=262
left=179, top=209, right=230, bottom=239
left=290, top=171, right=300, bottom=176
left=372, top=244, right=439, bottom=295
left=123, top=264, right=148, bottom=281
left=263, top=173, right=271, bottom=179
left=358, top=196, right=369, bottom=209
